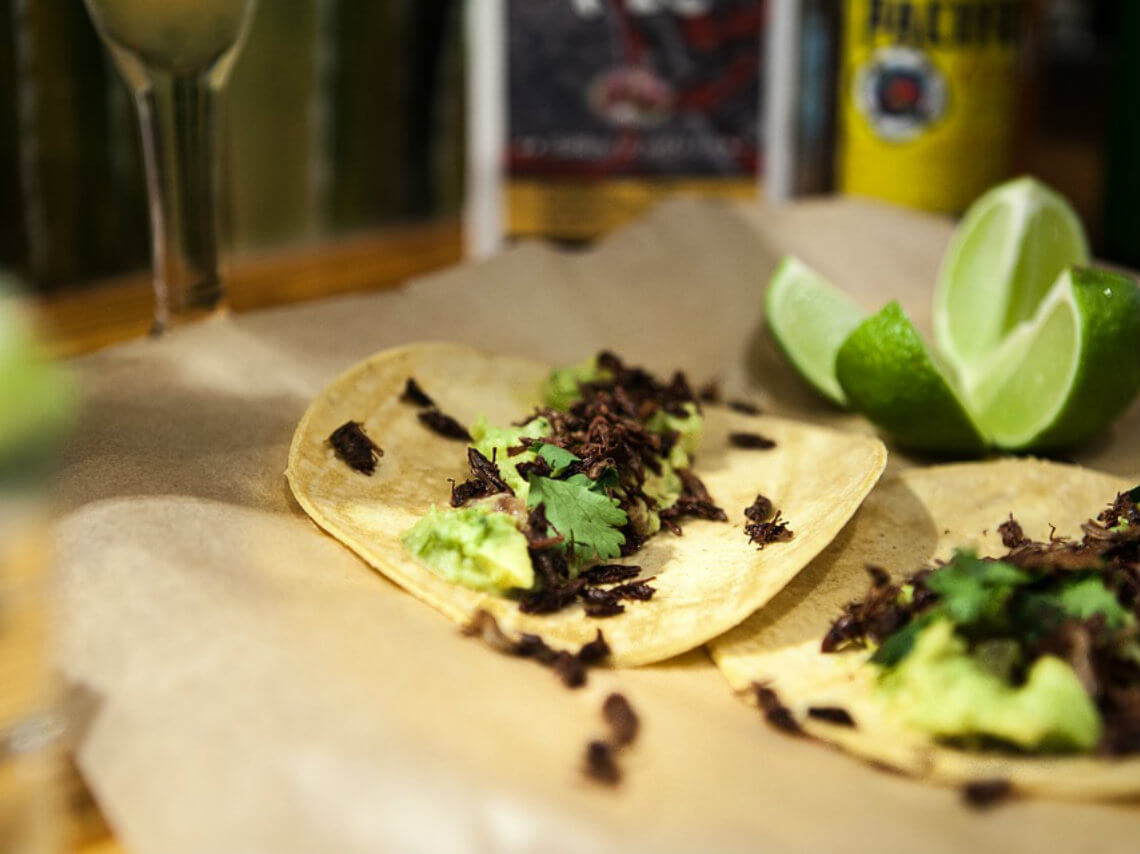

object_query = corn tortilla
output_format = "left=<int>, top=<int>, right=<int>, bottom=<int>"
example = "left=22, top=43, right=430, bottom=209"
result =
left=287, top=343, right=887, bottom=666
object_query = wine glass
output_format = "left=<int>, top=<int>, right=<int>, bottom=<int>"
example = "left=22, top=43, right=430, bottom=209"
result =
left=83, top=0, right=258, bottom=333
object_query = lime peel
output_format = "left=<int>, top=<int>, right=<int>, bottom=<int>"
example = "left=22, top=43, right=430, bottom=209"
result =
left=765, top=255, right=866, bottom=407
left=835, top=301, right=986, bottom=454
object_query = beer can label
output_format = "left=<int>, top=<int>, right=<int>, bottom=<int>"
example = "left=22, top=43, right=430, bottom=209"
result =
left=837, top=0, right=1021, bottom=213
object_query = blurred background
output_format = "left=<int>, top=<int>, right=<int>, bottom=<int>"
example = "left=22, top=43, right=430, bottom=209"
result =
left=0, top=0, right=1135, bottom=303
left=2, top=3, right=1136, bottom=850
left=0, top=1, right=464, bottom=290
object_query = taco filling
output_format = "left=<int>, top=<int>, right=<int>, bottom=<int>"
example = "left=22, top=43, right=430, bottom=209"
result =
left=401, top=351, right=728, bottom=616
left=823, top=488, right=1140, bottom=757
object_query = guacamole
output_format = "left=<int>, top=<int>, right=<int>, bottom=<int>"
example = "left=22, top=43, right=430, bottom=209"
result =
left=402, top=505, right=534, bottom=593
left=822, top=516, right=1140, bottom=758
left=541, top=356, right=608, bottom=411
left=646, top=403, right=703, bottom=469
left=881, top=619, right=1100, bottom=751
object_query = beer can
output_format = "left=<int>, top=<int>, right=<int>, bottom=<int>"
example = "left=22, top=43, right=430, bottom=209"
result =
left=837, top=0, right=1022, bottom=213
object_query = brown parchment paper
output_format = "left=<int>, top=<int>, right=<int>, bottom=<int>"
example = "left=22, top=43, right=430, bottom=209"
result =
left=53, top=198, right=1140, bottom=854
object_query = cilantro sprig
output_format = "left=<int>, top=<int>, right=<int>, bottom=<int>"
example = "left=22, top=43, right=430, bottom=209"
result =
left=533, top=442, right=578, bottom=477
left=525, top=443, right=627, bottom=565
left=527, top=474, right=627, bottom=564
left=923, top=552, right=1030, bottom=627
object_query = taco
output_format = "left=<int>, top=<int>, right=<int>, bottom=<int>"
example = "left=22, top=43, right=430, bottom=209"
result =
left=286, top=342, right=887, bottom=665
left=709, top=459, right=1140, bottom=800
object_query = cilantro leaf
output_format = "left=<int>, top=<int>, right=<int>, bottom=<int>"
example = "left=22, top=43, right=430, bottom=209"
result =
left=592, top=466, right=620, bottom=492
left=871, top=612, right=935, bottom=667
left=1007, top=572, right=1129, bottom=642
left=526, top=473, right=627, bottom=564
left=1056, top=576, right=1130, bottom=627
left=532, top=443, right=619, bottom=491
left=534, top=442, right=579, bottom=477
left=924, top=551, right=1030, bottom=627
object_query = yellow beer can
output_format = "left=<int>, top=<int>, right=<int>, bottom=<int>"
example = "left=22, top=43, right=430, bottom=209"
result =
left=837, top=0, right=1021, bottom=213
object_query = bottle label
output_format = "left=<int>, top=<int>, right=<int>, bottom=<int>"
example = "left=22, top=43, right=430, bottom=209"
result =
left=837, top=0, right=1021, bottom=213
left=507, top=0, right=764, bottom=239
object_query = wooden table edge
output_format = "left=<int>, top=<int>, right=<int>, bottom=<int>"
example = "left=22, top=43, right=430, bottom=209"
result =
left=33, top=218, right=463, bottom=359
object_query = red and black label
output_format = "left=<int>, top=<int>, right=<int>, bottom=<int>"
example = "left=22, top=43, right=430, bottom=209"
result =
left=508, top=0, right=765, bottom=178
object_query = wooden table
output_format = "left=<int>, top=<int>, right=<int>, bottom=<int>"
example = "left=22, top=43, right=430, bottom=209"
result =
left=32, top=218, right=462, bottom=853
left=36, top=219, right=462, bottom=358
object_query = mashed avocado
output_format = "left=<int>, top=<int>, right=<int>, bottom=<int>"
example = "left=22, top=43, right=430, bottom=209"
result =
left=401, top=505, right=533, bottom=593
left=880, top=619, right=1100, bottom=752
left=627, top=461, right=682, bottom=538
left=636, top=402, right=700, bottom=533
left=643, top=463, right=682, bottom=511
left=469, top=415, right=550, bottom=500
left=541, top=356, right=607, bottom=411
left=647, top=402, right=703, bottom=469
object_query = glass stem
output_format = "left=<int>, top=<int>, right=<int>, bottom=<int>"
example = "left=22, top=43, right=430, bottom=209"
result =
left=134, top=71, right=223, bottom=333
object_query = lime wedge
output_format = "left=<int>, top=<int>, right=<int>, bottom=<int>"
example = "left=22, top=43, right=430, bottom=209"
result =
left=966, top=267, right=1140, bottom=450
left=836, top=302, right=985, bottom=453
left=0, top=291, right=75, bottom=481
left=765, top=256, right=866, bottom=406
left=934, top=177, right=1089, bottom=379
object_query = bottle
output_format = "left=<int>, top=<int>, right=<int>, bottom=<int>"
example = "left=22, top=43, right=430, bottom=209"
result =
left=836, top=0, right=1024, bottom=214
left=1103, top=1, right=1138, bottom=266
left=468, top=0, right=767, bottom=257
left=5, top=1, right=143, bottom=288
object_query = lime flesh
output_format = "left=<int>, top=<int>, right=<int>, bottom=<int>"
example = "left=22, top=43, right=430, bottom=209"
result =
left=967, top=267, right=1140, bottom=450
left=836, top=302, right=986, bottom=454
left=765, top=256, right=866, bottom=406
left=935, top=177, right=1089, bottom=379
